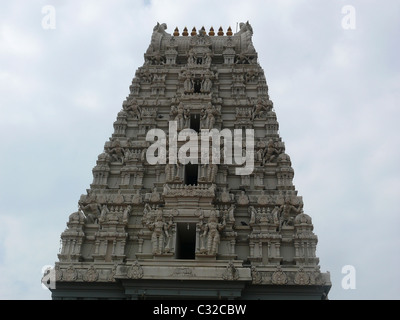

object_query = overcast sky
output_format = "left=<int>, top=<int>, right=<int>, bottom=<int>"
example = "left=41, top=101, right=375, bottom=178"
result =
left=0, top=0, right=399, bottom=300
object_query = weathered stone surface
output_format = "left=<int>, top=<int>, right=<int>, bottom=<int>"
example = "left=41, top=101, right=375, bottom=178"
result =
left=53, top=22, right=330, bottom=300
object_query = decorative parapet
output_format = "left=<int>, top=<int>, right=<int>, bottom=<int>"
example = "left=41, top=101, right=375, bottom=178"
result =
left=163, top=183, right=216, bottom=197
left=250, top=266, right=331, bottom=286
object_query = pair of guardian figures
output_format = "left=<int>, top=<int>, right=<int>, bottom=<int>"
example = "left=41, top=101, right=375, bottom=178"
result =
left=143, top=207, right=225, bottom=256
left=171, top=102, right=219, bottom=131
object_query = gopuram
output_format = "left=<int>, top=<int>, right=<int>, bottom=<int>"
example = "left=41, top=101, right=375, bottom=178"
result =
left=50, top=22, right=331, bottom=300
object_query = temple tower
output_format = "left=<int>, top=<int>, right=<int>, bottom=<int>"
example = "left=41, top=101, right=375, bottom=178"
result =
left=51, top=22, right=331, bottom=300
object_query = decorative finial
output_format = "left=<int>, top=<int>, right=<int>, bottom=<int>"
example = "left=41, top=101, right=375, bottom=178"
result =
left=191, top=27, right=197, bottom=36
left=182, top=27, right=188, bottom=36
left=227, top=26, right=233, bottom=36
left=209, top=27, right=215, bottom=36
left=173, top=27, right=179, bottom=36
left=200, top=26, right=206, bottom=36
left=218, top=26, right=224, bottom=36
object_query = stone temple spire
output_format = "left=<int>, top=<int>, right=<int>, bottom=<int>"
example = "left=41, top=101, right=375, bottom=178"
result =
left=50, top=22, right=331, bottom=300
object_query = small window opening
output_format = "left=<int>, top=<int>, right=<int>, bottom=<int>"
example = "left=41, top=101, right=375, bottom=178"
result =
left=194, top=79, right=202, bottom=93
left=175, top=223, right=196, bottom=259
left=185, top=164, right=198, bottom=185
left=190, top=114, right=200, bottom=132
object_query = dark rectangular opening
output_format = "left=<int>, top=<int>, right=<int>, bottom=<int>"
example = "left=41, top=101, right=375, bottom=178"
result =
left=190, top=114, right=200, bottom=132
left=194, top=79, right=201, bottom=93
left=184, top=164, right=198, bottom=185
left=175, top=223, right=196, bottom=259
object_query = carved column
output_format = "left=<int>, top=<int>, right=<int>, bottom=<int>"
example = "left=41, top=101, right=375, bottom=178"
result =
left=249, top=242, right=255, bottom=258
left=138, top=238, right=144, bottom=254
left=275, top=242, right=281, bottom=258
left=230, top=239, right=236, bottom=255
left=294, top=241, right=300, bottom=258
left=94, top=241, right=100, bottom=255
left=71, top=240, right=76, bottom=255
left=112, top=240, right=117, bottom=256
left=61, top=240, right=67, bottom=255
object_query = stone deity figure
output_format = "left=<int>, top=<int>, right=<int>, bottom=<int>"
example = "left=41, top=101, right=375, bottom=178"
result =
left=221, top=187, right=231, bottom=203
left=201, top=211, right=225, bottom=255
left=257, top=190, right=268, bottom=205
left=264, top=139, right=281, bottom=164
left=252, top=98, right=268, bottom=120
left=165, top=162, right=175, bottom=182
left=109, top=140, right=125, bottom=163
left=174, top=103, right=187, bottom=130
left=256, top=147, right=265, bottom=162
left=123, top=100, right=141, bottom=120
left=142, top=203, right=152, bottom=225
left=235, top=21, right=255, bottom=54
left=227, top=204, right=236, bottom=223
left=187, top=49, right=196, bottom=66
left=79, top=192, right=100, bottom=217
left=183, top=73, right=194, bottom=93
left=201, top=102, right=217, bottom=130
left=150, top=187, right=161, bottom=203
left=279, top=199, right=302, bottom=229
left=163, top=214, right=174, bottom=253
left=201, top=74, right=212, bottom=93
left=183, top=107, right=190, bottom=128
left=271, top=206, right=280, bottom=225
left=147, top=210, right=173, bottom=255
left=123, top=205, right=132, bottom=223
left=150, top=22, right=169, bottom=53
left=241, top=175, right=250, bottom=187
left=203, top=52, right=212, bottom=67
left=99, top=204, right=109, bottom=223
left=207, top=164, right=218, bottom=183
left=85, top=212, right=98, bottom=224
left=132, top=190, right=142, bottom=204
left=237, top=191, right=249, bottom=205
left=249, top=206, right=257, bottom=224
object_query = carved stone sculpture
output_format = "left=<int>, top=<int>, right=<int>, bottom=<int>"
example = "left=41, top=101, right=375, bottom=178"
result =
left=147, top=210, right=173, bottom=255
left=201, top=211, right=225, bottom=255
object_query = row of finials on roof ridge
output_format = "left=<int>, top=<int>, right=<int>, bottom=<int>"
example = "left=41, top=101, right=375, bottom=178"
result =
left=173, top=26, right=234, bottom=37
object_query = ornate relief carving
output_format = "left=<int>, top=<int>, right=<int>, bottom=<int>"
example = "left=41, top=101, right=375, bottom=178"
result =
left=294, top=267, right=310, bottom=285
left=163, top=184, right=216, bottom=197
left=309, top=267, right=326, bottom=286
left=251, top=266, right=262, bottom=284
left=63, top=266, right=78, bottom=282
left=83, top=266, right=99, bottom=282
left=171, top=267, right=195, bottom=277
left=271, top=266, right=287, bottom=285
left=108, top=264, right=117, bottom=282
left=237, top=191, right=249, bottom=205
left=222, top=261, right=239, bottom=281
left=55, top=265, right=63, bottom=282
left=127, top=261, right=144, bottom=279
